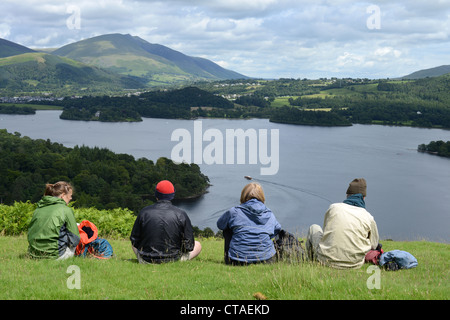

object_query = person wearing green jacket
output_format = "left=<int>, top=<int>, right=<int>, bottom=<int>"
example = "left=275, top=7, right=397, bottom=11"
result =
left=28, top=181, right=80, bottom=260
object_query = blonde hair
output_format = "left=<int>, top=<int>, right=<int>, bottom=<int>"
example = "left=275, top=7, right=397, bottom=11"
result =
left=240, top=183, right=265, bottom=204
left=44, top=181, right=73, bottom=197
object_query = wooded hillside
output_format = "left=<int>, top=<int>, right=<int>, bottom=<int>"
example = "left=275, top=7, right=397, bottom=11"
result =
left=0, top=129, right=209, bottom=212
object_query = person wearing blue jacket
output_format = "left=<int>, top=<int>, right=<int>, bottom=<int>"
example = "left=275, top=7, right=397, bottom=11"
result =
left=217, top=183, right=282, bottom=265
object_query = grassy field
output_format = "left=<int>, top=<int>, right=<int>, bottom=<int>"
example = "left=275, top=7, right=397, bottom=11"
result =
left=0, top=236, right=448, bottom=300
left=270, top=96, right=298, bottom=108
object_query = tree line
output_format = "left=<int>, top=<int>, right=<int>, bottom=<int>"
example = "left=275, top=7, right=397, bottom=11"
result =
left=0, top=129, right=210, bottom=213
left=286, top=77, right=450, bottom=128
left=336, top=98, right=450, bottom=128
left=418, top=140, right=450, bottom=158
left=270, top=106, right=351, bottom=126
left=19, top=74, right=450, bottom=128
left=0, top=104, right=35, bottom=115
left=55, top=86, right=234, bottom=122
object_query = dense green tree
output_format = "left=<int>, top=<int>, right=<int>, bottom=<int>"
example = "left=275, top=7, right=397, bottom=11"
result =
left=418, top=140, right=450, bottom=158
left=270, top=106, right=351, bottom=126
left=0, top=105, right=35, bottom=115
left=0, top=129, right=209, bottom=213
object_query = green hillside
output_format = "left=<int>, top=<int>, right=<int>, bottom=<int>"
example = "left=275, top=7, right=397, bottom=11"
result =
left=400, top=65, right=450, bottom=79
left=53, top=34, right=185, bottom=78
left=0, top=34, right=248, bottom=95
left=0, top=52, right=146, bottom=95
left=0, top=38, right=35, bottom=58
left=52, top=33, right=248, bottom=85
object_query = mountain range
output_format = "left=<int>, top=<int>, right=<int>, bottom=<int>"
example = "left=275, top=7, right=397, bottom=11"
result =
left=0, top=33, right=449, bottom=96
left=0, top=33, right=248, bottom=95
left=51, top=33, right=247, bottom=84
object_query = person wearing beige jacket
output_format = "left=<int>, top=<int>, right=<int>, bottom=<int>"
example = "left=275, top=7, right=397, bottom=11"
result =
left=306, top=178, right=379, bottom=269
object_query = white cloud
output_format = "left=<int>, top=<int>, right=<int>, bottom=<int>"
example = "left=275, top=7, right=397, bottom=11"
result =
left=374, top=47, right=402, bottom=58
left=337, top=52, right=364, bottom=67
left=34, top=32, right=60, bottom=46
left=206, top=19, right=236, bottom=32
left=0, top=23, right=11, bottom=39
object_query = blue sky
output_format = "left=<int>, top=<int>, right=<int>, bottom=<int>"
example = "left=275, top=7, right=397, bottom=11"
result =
left=1, top=0, right=449, bottom=79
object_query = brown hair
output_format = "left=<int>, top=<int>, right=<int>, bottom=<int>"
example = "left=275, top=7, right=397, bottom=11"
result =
left=44, top=181, right=73, bottom=197
left=240, top=183, right=265, bottom=204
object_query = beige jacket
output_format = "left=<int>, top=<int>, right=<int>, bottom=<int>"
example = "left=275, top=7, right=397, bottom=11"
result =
left=317, top=202, right=379, bottom=269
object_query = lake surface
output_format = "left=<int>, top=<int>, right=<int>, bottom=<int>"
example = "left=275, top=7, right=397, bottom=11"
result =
left=1, top=110, right=449, bottom=243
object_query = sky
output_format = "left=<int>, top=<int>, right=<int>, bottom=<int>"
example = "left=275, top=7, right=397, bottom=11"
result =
left=0, top=0, right=449, bottom=79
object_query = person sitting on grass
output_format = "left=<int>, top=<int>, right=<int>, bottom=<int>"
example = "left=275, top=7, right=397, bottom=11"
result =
left=306, top=178, right=380, bottom=269
left=130, top=180, right=202, bottom=263
left=28, top=181, right=80, bottom=260
left=217, top=182, right=282, bottom=265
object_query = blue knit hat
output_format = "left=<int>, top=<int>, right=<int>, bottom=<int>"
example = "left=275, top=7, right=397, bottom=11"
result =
left=155, top=180, right=175, bottom=200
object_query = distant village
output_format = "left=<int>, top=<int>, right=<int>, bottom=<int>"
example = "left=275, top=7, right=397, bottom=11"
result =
left=0, top=96, right=64, bottom=104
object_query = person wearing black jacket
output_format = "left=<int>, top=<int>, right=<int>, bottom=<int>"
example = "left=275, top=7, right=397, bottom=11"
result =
left=130, top=180, right=202, bottom=263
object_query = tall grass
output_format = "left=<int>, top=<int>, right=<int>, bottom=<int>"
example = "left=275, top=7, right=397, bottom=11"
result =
left=0, top=236, right=448, bottom=300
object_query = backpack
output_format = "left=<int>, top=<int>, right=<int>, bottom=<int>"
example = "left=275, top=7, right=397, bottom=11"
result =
left=75, top=220, right=113, bottom=259
left=365, top=243, right=384, bottom=265
left=274, top=229, right=306, bottom=262
left=379, top=250, right=418, bottom=271
left=79, top=238, right=114, bottom=259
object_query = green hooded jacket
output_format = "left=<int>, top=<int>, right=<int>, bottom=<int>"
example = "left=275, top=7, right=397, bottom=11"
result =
left=27, top=196, right=80, bottom=259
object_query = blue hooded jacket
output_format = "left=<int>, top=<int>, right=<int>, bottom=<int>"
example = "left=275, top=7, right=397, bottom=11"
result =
left=217, top=199, right=282, bottom=262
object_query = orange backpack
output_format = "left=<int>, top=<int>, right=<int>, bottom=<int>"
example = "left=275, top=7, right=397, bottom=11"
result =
left=75, top=220, right=113, bottom=259
left=75, top=220, right=99, bottom=257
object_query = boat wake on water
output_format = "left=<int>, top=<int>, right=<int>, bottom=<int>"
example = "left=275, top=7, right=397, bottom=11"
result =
left=205, top=176, right=332, bottom=223
left=206, top=176, right=332, bottom=221
left=244, top=176, right=332, bottom=204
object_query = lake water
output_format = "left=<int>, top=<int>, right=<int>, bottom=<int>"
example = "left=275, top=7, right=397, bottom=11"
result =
left=1, top=110, right=449, bottom=243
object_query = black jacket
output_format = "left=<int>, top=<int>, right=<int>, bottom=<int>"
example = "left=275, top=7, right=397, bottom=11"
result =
left=130, top=200, right=195, bottom=262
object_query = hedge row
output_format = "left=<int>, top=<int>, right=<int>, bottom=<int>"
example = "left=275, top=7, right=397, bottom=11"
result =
left=0, top=201, right=135, bottom=239
left=0, top=201, right=220, bottom=239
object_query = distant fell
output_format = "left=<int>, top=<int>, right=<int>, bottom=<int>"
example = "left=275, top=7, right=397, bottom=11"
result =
left=0, top=38, right=35, bottom=58
left=400, top=65, right=450, bottom=79
left=0, top=51, right=145, bottom=95
left=52, top=33, right=248, bottom=85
